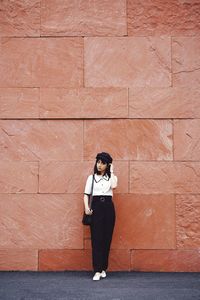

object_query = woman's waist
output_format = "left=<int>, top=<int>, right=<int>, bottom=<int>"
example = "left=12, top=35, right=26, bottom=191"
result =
left=92, top=195, right=112, bottom=202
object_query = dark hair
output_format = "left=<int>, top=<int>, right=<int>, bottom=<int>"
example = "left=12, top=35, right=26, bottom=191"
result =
left=93, top=152, right=113, bottom=178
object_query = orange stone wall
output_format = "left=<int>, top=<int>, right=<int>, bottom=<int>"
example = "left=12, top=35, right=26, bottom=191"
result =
left=0, top=0, right=200, bottom=272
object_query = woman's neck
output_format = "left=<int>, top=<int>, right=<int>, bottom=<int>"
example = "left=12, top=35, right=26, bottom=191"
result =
left=98, top=171, right=105, bottom=176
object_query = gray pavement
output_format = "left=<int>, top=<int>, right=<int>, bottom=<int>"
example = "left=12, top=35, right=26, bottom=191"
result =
left=0, top=271, right=200, bottom=300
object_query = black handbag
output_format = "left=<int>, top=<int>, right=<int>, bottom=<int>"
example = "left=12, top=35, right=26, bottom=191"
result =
left=82, top=174, right=94, bottom=225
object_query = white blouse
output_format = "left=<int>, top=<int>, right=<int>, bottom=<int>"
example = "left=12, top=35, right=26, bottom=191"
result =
left=84, top=173, right=118, bottom=196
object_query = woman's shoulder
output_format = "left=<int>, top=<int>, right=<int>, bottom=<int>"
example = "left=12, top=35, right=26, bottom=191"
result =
left=87, top=174, right=94, bottom=180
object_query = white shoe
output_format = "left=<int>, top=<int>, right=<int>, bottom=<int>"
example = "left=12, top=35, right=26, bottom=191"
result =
left=101, top=270, right=106, bottom=278
left=93, top=272, right=101, bottom=281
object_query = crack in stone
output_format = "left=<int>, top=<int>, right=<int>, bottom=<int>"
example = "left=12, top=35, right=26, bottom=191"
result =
left=1, top=128, right=15, bottom=137
left=173, top=67, right=200, bottom=74
left=190, top=138, right=200, bottom=152
left=173, top=58, right=183, bottom=65
left=172, top=40, right=183, bottom=47
left=22, top=145, right=41, bottom=160
left=184, top=164, right=200, bottom=178
left=186, top=132, right=193, bottom=138
left=149, top=45, right=171, bottom=72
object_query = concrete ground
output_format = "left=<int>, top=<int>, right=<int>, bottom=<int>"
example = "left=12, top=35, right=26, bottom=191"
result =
left=0, top=271, right=200, bottom=300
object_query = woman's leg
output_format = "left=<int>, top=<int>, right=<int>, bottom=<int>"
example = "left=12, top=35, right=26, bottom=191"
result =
left=90, top=200, right=104, bottom=273
left=102, top=200, right=116, bottom=271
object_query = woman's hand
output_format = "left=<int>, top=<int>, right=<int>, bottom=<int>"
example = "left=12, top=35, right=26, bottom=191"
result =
left=85, top=207, right=93, bottom=215
left=109, top=163, right=114, bottom=173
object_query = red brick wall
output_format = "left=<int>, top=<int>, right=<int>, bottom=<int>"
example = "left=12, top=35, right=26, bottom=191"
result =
left=0, top=0, right=200, bottom=272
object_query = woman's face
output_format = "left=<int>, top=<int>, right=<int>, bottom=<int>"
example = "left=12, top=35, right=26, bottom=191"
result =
left=96, top=159, right=107, bottom=174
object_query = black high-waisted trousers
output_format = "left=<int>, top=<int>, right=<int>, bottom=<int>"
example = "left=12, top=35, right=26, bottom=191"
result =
left=90, top=195, right=116, bottom=273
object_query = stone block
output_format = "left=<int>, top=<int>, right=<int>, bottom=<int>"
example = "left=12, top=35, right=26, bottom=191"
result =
left=174, top=119, right=200, bottom=161
left=0, top=194, right=83, bottom=249
left=40, top=87, right=128, bottom=118
left=176, top=195, right=200, bottom=249
left=0, top=88, right=39, bottom=118
left=112, top=194, right=176, bottom=249
left=0, top=37, right=83, bottom=87
left=39, top=249, right=92, bottom=271
left=0, top=249, right=38, bottom=271
left=84, top=37, right=171, bottom=87
left=39, top=38, right=83, bottom=88
left=0, top=0, right=40, bottom=37
left=129, top=87, right=200, bottom=118
left=0, top=120, right=83, bottom=161
left=130, top=162, right=200, bottom=194
left=131, top=250, right=200, bottom=272
left=0, top=161, right=38, bottom=193
left=84, top=119, right=172, bottom=161
left=172, top=37, right=200, bottom=87
left=41, top=0, right=127, bottom=36
left=128, top=0, right=200, bottom=36
left=0, top=38, right=39, bottom=87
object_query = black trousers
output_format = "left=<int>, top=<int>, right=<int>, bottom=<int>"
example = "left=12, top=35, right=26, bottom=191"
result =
left=90, top=195, right=116, bottom=273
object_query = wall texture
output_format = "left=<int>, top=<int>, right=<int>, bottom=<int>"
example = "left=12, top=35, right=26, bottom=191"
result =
left=0, top=0, right=200, bottom=272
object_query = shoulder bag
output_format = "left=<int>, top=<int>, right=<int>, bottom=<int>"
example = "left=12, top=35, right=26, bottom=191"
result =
left=82, top=174, right=94, bottom=225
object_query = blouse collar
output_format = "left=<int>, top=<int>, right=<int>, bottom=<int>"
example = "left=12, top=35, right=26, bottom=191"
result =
left=94, top=173, right=109, bottom=182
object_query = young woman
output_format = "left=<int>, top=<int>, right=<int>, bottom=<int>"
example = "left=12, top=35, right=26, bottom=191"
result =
left=84, top=152, right=118, bottom=281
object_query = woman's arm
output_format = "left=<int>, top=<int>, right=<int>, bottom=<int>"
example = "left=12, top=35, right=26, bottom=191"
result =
left=84, top=194, right=93, bottom=215
left=110, top=163, right=118, bottom=189
left=84, top=175, right=93, bottom=215
left=110, top=173, right=118, bottom=189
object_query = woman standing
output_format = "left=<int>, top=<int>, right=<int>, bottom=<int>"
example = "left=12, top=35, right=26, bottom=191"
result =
left=84, top=152, right=118, bottom=281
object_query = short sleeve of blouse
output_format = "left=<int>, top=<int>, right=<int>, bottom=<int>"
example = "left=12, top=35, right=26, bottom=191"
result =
left=84, top=175, right=93, bottom=195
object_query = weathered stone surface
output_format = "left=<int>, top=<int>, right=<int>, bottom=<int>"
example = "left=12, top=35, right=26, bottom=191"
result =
left=39, top=161, right=93, bottom=193
left=0, top=37, right=39, bottom=87
left=40, top=88, right=128, bottom=118
left=176, top=195, right=200, bottom=249
left=39, top=38, right=83, bottom=88
left=0, top=249, right=38, bottom=271
left=114, top=161, right=129, bottom=194
left=172, top=37, right=200, bottom=87
left=0, top=37, right=83, bottom=87
left=131, top=250, right=200, bottom=272
left=130, top=162, right=200, bottom=194
left=0, top=88, right=39, bottom=118
left=108, top=250, right=131, bottom=271
left=39, top=249, right=92, bottom=271
left=84, top=239, right=91, bottom=249
left=112, top=194, right=176, bottom=250
left=84, top=37, right=171, bottom=87
left=83, top=225, right=91, bottom=240
left=39, top=249, right=130, bottom=271
left=84, top=119, right=172, bottom=161
left=41, top=0, right=127, bottom=36
left=129, top=87, right=200, bottom=118
left=174, top=119, right=200, bottom=161
left=39, top=160, right=128, bottom=194
left=0, top=194, right=83, bottom=249
left=128, top=0, right=200, bottom=36
left=0, top=120, right=83, bottom=161
left=0, top=161, right=38, bottom=193
left=1, top=1, right=199, bottom=274
left=0, top=0, right=40, bottom=37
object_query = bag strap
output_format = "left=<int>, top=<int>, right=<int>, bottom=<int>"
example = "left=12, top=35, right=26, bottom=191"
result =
left=88, top=174, right=94, bottom=209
